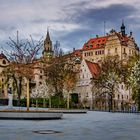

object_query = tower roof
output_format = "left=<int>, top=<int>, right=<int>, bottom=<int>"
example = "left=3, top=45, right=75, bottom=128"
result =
left=46, top=29, right=51, bottom=41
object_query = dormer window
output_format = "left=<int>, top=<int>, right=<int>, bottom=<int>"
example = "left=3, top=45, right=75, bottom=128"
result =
left=90, top=45, right=92, bottom=48
left=2, top=60, right=6, bottom=64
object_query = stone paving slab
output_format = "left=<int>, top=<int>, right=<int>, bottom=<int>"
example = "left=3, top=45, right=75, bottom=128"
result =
left=0, top=111, right=140, bottom=140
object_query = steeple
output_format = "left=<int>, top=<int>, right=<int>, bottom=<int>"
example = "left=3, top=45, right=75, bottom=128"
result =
left=121, top=20, right=126, bottom=36
left=43, top=29, right=53, bottom=58
left=46, top=29, right=51, bottom=41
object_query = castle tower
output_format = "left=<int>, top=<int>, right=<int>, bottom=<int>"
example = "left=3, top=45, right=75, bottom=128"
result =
left=43, top=29, right=53, bottom=58
left=121, top=20, right=126, bottom=36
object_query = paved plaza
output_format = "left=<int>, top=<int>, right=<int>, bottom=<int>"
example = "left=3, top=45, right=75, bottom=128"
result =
left=0, top=111, right=140, bottom=140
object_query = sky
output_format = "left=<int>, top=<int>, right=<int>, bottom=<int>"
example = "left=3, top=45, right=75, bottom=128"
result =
left=0, top=0, right=140, bottom=52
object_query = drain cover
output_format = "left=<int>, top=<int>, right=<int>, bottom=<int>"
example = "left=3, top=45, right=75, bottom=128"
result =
left=32, top=130, right=62, bottom=135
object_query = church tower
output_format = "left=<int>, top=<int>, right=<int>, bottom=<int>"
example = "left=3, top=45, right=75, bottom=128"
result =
left=120, top=20, right=126, bottom=36
left=43, top=30, right=53, bottom=58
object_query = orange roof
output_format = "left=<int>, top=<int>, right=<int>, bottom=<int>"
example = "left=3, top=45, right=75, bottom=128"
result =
left=85, top=60, right=100, bottom=78
left=73, top=49, right=82, bottom=58
left=83, top=36, right=107, bottom=51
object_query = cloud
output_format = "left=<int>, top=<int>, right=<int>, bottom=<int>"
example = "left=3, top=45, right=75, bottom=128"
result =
left=0, top=0, right=140, bottom=52
left=64, top=4, right=137, bottom=26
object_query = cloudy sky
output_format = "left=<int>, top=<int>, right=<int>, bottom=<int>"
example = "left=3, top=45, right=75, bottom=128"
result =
left=0, top=0, right=140, bottom=52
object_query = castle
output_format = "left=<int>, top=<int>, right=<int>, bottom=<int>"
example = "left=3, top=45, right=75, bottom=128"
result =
left=0, top=22, right=139, bottom=110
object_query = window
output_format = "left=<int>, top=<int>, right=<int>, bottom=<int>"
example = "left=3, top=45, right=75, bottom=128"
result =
left=95, top=51, right=98, bottom=55
left=121, top=85, right=124, bottom=89
left=122, top=95, right=123, bottom=99
left=102, top=50, right=104, bottom=54
left=129, top=50, right=131, bottom=54
left=108, top=49, right=110, bottom=54
left=86, top=93, right=88, bottom=97
left=90, top=45, right=92, bottom=48
left=118, top=94, right=120, bottom=99
left=40, top=75, right=43, bottom=79
left=115, top=48, right=117, bottom=53
left=124, top=48, right=126, bottom=53
left=2, top=60, right=6, bottom=64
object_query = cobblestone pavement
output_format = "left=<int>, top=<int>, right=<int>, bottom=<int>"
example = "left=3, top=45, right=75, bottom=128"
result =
left=0, top=111, right=140, bottom=140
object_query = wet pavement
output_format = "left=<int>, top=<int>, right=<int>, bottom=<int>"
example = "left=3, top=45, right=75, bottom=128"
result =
left=0, top=111, right=140, bottom=140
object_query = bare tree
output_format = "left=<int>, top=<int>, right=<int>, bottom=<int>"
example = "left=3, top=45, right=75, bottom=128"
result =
left=2, top=31, right=43, bottom=109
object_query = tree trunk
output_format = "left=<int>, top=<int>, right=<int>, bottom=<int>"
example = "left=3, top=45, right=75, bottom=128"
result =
left=26, top=78, right=30, bottom=111
left=67, top=92, right=70, bottom=109
left=17, top=77, right=22, bottom=107
left=36, top=99, right=38, bottom=109
left=43, top=98, right=46, bottom=108
left=49, top=97, right=51, bottom=108
left=137, top=90, right=140, bottom=111
left=109, top=94, right=113, bottom=112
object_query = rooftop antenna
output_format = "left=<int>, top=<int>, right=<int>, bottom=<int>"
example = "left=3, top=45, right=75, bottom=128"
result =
left=104, top=21, right=106, bottom=36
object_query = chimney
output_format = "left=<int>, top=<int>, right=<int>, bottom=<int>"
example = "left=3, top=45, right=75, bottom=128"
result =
left=96, top=35, right=99, bottom=38
left=130, top=31, right=133, bottom=36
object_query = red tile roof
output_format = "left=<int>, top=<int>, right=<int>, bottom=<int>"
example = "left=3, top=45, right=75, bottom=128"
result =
left=83, top=36, right=107, bottom=51
left=73, top=49, right=82, bottom=58
left=85, top=60, right=100, bottom=78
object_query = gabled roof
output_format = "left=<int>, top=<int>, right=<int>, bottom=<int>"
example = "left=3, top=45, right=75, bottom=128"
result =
left=85, top=60, right=100, bottom=78
left=83, top=36, right=107, bottom=51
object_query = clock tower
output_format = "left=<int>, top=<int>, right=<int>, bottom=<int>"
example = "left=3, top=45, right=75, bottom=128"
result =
left=43, top=30, right=53, bottom=59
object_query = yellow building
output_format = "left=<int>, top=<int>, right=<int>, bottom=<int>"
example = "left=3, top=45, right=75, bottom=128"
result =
left=82, top=22, right=139, bottom=62
left=74, top=22, right=139, bottom=110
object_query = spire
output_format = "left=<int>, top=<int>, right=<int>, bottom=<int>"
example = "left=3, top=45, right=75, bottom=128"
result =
left=46, top=27, right=50, bottom=41
left=121, top=20, right=126, bottom=36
